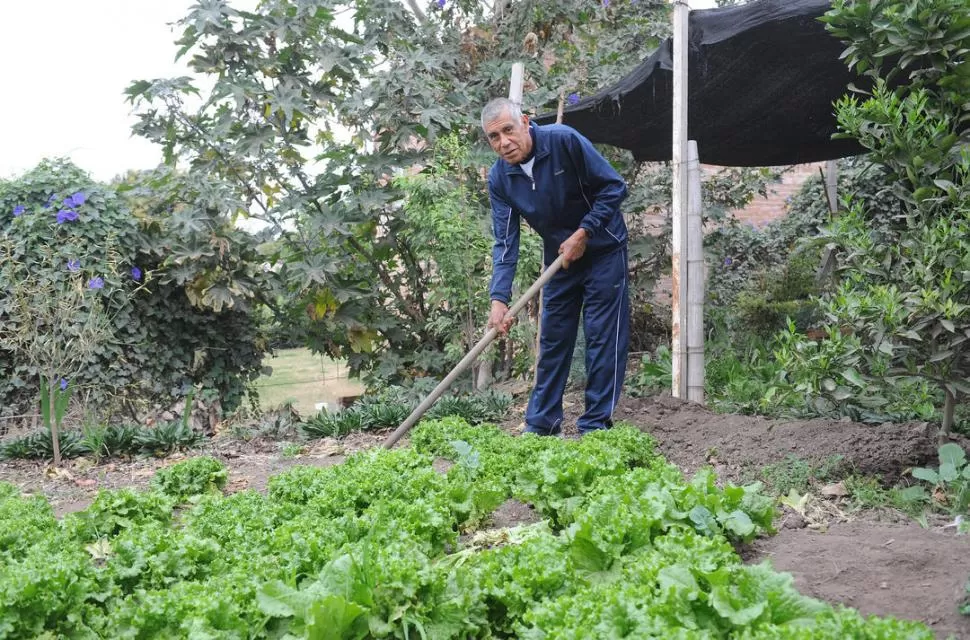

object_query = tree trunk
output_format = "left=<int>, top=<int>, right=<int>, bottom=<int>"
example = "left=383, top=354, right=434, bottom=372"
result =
left=49, top=385, right=62, bottom=467
left=941, top=385, right=955, bottom=445
left=476, top=359, right=493, bottom=391
left=403, top=0, right=427, bottom=24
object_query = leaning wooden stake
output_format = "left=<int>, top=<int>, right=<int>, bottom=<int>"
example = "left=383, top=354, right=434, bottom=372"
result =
left=383, top=255, right=565, bottom=449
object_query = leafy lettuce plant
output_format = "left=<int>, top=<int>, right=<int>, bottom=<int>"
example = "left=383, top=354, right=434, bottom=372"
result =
left=151, top=456, right=228, bottom=503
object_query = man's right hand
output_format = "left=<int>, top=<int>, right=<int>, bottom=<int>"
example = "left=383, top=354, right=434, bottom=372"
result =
left=488, top=300, right=515, bottom=335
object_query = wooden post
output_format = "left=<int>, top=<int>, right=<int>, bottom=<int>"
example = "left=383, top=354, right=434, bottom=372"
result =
left=671, top=0, right=689, bottom=399
left=824, top=159, right=838, bottom=213
left=506, top=63, right=544, bottom=385
left=509, top=62, right=524, bottom=107
left=816, top=160, right=839, bottom=282
left=686, top=140, right=705, bottom=403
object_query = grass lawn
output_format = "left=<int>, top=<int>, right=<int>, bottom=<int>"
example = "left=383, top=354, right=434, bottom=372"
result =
left=253, top=348, right=364, bottom=417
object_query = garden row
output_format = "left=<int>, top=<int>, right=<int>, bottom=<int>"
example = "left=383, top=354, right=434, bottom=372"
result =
left=0, top=388, right=513, bottom=461
left=0, top=419, right=934, bottom=638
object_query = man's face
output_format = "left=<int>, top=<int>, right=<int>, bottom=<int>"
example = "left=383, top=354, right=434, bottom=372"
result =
left=484, top=109, right=533, bottom=165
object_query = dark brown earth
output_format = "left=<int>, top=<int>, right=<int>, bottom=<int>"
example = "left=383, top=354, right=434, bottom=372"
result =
left=743, top=520, right=970, bottom=640
left=488, top=498, right=542, bottom=530
left=2, top=393, right=969, bottom=637
left=501, top=392, right=962, bottom=484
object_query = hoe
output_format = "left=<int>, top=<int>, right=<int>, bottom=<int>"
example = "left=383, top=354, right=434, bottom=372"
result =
left=383, top=254, right=565, bottom=448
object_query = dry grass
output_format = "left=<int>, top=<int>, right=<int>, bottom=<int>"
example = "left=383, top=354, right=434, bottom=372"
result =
left=253, top=348, right=364, bottom=417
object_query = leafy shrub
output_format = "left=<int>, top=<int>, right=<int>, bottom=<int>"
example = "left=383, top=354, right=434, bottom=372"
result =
left=627, top=346, right=672, bottom=397
left=301, top=388, right=514, bottom=438
left=0, top=160, right=268, bottom=420
left=135, top=421, right=205, bottom=455
left=0, top=428, right=90, bottom=460
left=705, top=341, right=797, bottom=416
left=910, top=443, right=970, bottom=515
left=733, top=251, right=820, bottom=339
left=705, top=175, right=829, bottom=347
left=152, top=456, right=228, bottom=502
left=773, top=318, right=939, bottom=424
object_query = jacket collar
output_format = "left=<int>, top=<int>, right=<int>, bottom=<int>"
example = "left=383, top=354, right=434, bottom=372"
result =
left=503, top=121, right=550, bottom=175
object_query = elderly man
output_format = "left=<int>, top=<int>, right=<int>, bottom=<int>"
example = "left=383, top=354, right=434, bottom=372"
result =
left=482, top=97, right=630, bottom=436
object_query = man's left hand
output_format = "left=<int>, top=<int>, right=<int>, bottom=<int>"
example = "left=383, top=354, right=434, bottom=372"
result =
left=559, top=228, right=588, bottom=269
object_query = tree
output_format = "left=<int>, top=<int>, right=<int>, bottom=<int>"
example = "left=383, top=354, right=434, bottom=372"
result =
left=0, top=160, right=269, bottom=427
left=126, top=0, right=776, bottom=386
left=123, top=0, right=667, bottom=383
left=814, top=0, right=970, bottom=438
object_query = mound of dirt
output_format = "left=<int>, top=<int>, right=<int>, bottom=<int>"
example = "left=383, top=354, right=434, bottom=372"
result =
left=501, top=391, right=962, bottom=485
left=618, top=394, right=956, bottom=484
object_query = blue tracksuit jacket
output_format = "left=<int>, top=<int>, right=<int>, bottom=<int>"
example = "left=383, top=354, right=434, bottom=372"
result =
left=487, top=122, right=629, bottom=304
left=487, top=121, right=631, bottom=435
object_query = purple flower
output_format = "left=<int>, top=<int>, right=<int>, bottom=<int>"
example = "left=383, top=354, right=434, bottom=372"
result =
left=56, top=209, right=79, bottom=224
left=131, top=266, right=142, bottom=281
left=724, top=256, right=733, bottom=267
left=67, top=259, right=81, bottom=272
left=602, top=0, right=609, bottom=6
left=64, top=192, right=87, bottom=208
left=88, top=276, right=104, bottom=290
left=60, top=378, right=69, bottom=391
left=44, top=193, right=56, bottom=209
left=567, top=92, right=580, bottom=105
left=13, top=205, right=25, bottom=217
left=436, top=0, right=445, bottom=6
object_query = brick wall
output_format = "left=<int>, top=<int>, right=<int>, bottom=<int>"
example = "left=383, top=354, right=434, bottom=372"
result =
left=728, top=162, right=824, bottom=227
left=644, top=162, right=822, bottom=306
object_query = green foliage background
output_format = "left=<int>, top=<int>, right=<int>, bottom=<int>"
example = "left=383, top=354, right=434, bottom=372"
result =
left=125, top=0, right=775, bottom=387
left=0, top=160, right=268, bottom=419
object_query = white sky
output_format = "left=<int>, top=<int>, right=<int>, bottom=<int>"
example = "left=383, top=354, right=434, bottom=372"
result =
left=0, top=1, right=197, bottom=182
left=0, top=0, right=717, bottom=183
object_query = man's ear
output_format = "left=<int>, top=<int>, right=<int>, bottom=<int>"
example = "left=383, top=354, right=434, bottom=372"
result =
left=521, top=114, right=530, bottom=127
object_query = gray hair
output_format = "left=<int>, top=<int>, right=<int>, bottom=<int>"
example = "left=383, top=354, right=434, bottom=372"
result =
left=481, top=98, right=523, bottom=131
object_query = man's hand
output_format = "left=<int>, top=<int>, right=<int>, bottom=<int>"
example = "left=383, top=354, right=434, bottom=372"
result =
left=559, top=228, right=588, bottom=269
left=488, top=300, right=515, bottom=335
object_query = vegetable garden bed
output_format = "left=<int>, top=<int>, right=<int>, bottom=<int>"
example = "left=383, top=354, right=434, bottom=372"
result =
left=0, top=418, right=949, bottom=638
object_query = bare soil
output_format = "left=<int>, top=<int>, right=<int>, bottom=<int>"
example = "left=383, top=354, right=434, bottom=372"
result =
left=2, top=393, right=969, bottom=637
left=0, top=430, right=386, bottom=517
left=742, top=519, right=970, bottom=640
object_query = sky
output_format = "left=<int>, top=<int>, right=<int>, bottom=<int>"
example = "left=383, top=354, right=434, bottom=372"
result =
left=0, top=0, right=718, bottom=183
left=0, top=1, right=197, bottom=182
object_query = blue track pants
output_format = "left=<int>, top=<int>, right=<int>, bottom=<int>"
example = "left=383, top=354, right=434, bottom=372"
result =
left=525, top=246, right=630, bottom=435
